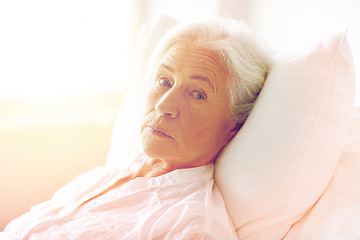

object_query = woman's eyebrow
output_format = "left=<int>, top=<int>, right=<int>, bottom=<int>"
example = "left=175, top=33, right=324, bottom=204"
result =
left=190, top=75, right=214, bottom=91
left=159, top=63, right=215, bottom=91
left=159, top=63, right=174, bottom=72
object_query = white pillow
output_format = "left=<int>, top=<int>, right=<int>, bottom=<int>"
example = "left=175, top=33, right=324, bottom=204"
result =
left=284, top=107, right=360, bottom=239
left=214, top=32, right=356, bottom=239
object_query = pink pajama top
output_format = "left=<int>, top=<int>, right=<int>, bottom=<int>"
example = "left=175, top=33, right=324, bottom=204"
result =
left=2, top=164, right=237, bottom=239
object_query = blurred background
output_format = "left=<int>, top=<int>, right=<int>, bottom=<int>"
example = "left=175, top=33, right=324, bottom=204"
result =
left=1, top=0, right=359, bottom=230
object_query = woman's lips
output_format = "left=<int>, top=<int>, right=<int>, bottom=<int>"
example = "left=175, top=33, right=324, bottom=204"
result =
left=149, top=126, right=173, bottom=139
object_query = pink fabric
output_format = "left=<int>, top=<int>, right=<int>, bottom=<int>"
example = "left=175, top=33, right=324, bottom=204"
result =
left=2, top=164, right=237, bottom=240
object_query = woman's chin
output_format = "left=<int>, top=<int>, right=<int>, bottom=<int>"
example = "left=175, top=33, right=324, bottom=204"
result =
left=141, top=136, right=177, bottom=160
left=141, top=127, right=175, bottom=151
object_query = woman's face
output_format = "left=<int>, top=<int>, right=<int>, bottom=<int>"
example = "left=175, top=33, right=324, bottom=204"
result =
left=140, top=42, right=238, bottom=169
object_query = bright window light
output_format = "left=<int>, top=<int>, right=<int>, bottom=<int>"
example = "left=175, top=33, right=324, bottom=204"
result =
left=0, top=0, right=133, bottom=100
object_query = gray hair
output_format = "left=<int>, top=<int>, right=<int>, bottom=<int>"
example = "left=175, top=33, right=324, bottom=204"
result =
left=151, top=18, right=272, bottom=129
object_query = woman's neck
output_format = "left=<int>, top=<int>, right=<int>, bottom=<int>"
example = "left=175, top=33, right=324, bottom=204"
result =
left=130, top=154, right=174, bottom=179
left=131, top=153, right=216, bottom=179
left=134, top=158, right=171, bottom=179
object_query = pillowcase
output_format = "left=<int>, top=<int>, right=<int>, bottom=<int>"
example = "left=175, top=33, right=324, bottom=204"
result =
left=214, top=31, right=356, bottom=239
left=283, top=107, right=360, bottom=239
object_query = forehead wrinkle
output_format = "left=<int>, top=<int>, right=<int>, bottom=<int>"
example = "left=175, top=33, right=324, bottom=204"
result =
left=164, top=42, right=222, bottom=70
left=159, top=42, right=228, bottom=93
left=184, top=47, right=227, bottom=92
left=189, top=64, right=221, bottom=92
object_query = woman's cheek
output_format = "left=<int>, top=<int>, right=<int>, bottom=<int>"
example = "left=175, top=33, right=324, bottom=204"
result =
left=145, top=89, right=161, bottom=108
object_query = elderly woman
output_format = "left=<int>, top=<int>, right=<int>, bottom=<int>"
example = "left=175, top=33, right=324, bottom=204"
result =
left=1, top=18, right=271, bottom=239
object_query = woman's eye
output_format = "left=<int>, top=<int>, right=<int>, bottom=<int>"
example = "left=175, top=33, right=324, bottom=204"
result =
left=192, top=91, right=206, bottom=100
left=159, top=78, right=172, bottom=87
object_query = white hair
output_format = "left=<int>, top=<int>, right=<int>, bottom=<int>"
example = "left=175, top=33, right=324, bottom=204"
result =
left=151, top=18, right=272, bottom=129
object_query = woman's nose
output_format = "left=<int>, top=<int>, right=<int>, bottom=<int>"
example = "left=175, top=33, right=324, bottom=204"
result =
left=155, top=90, right=179, bottom=118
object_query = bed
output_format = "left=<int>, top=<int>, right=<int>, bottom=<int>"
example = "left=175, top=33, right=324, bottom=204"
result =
left=106, top=16, right=360, bottom=239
